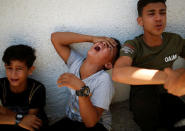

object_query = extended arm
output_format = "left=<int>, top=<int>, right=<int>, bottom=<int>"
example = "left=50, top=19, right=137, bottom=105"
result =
left=112, top=56, right=167, bottom=85
left=51, top=32, right=116, bottom=63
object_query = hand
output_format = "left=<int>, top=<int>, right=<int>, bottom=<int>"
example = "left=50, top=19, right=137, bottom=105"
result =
left=57, top=73, right=85, bottom=90
left=164, top=68, right=185, bottom=97
left=92, top=36, right=117, bottom=48
left=19, top=114, right=42, bottom=131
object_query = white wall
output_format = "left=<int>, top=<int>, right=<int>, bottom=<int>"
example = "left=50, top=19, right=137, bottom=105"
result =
left=0, top=0, right=184, bottom=124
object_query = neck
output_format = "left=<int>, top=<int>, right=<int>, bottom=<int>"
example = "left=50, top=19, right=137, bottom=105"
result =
left=80, top=59, right=103, bottom=80
left=10, top=81, right=27, bottom=93
left=143, top=32, right=163, bottom=47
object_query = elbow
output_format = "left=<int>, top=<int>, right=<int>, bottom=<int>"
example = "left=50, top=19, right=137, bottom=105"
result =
left=50, top=32, right=57, bottom=44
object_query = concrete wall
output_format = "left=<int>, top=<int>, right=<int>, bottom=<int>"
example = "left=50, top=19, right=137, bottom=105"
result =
left=0, top=0, right=184, bottom=124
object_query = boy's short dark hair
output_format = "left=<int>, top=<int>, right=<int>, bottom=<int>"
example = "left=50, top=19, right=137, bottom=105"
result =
left=137, top=0, right=166, bottom=16
left=2, top=44, right=36, bottom=68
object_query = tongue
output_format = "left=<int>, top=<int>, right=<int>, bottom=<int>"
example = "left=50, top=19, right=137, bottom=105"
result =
left=95, top=46, right=100, bottom=51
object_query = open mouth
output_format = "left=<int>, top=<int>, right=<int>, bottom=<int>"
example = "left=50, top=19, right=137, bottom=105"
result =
left=11, top=79, right=19, bottom=82
left=94, top=46, right=100, bottom=51
left=156, top=24, right=162, bottom=29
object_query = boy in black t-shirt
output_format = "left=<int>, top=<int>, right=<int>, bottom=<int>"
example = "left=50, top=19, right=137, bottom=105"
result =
left=0, top=45, right=48, bottom=131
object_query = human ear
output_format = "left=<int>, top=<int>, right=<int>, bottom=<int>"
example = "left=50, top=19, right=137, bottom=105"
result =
left=137, top=17, right=143, bottom=26
left=104, top=63, right=113, bottom=70
left=28, top=66, right=35, bottom=75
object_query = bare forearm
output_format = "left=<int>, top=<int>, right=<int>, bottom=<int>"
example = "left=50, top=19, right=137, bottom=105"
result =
left=51, top=32, right=93, bottom=46
left=0, top=106, right=16, bottom=125
left=78, top=97, right=100, bottom=127
left=112, top=66, right=167, bottom=85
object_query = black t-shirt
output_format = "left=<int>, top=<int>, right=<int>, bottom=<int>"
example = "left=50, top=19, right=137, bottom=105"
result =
left=0, top=77, right=46, bottom=115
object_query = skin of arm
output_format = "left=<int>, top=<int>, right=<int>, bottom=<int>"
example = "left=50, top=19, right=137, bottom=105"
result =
left=0, top=106, right=16, bottom=125
left=78, top=96, right=104, bottom=127
left=57, top=73, right=104, bottom=127
left=112, top=56, right=167, bottom=85
left=164, top=68, right=185, bottom=96
left=0, top=106, right=42, bottom=131
left=51, top=32, right=117, bottom=64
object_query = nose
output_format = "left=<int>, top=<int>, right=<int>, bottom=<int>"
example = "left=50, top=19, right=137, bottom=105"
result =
left=154, top=13, right=162, bottom=21
left=11, top=69, right=18, bottom=78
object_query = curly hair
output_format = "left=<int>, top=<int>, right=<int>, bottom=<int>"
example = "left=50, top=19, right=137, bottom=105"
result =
left=2, top=44, right=36, bottom=68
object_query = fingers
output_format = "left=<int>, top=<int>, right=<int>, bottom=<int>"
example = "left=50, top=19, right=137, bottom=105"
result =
left=57, top=73, right=76, bottom=87
left=103, top=37, right=117, bottom=48
left=32, top=119, right=42, bottom=130
left=93, top=36, right=117, bottom=48
left=20, top=115, right=42, bottom=131
left=28, top=120, right=42, bottom=131
left=57, top=73, right=70, bottom=84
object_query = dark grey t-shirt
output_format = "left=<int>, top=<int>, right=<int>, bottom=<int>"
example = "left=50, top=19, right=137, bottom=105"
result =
left=120, top=32, right=185, bottom=70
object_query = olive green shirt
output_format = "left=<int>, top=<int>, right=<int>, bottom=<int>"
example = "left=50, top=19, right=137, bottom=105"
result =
left=120, top=32, right=185, bottom=70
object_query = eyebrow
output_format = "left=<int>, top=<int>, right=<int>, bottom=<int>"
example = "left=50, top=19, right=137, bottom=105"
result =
left=5, top=65, right=24, bottom=68
left=160, top=9, right=166, bottom=12
left=147, top=8, right=166, bottom=13
left=16, top=66, right=24, bottom=68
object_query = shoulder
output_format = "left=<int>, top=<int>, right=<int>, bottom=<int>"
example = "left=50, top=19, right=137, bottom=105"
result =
left=0, top=77, right=6, bottom=81
left=67, top=49, right=85, bottom=67
left=163, top=32, right=183, bottom=40
left=0, top=77, right=9, bottom=87
left=120, top=35, right=143, bottom=57
left=125, top=34, right=143, bottom=45
left=95, top=71, right=113, bottom=87
left=0, top=77, right=8, bottom=82
left=123, top=35, right=143, bottom=50
left=98, top=71, right=112, bottom=81
left=0, top=78, right=9, bottom=97
left=27, top=78, right=45, bottom=91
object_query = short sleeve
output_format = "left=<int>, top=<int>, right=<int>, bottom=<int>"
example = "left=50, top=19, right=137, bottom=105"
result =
left=29, top=84, right=46, bottom=109
left=90, top=74, right=115, bottom=111
left=67, top=50, right=84, bottom=68
left=120, top=41, right=137, bottom=59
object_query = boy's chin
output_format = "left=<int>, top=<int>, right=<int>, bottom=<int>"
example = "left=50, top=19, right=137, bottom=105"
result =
left=9, top=81, right=20, bottom=87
